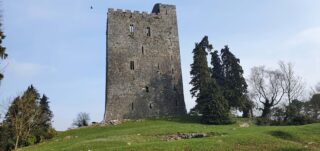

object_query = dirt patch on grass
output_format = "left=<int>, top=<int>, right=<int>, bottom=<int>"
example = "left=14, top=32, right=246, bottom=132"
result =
left=164, top=132, right=227, bottom=141
left=165, top=133, right=207, bottom=141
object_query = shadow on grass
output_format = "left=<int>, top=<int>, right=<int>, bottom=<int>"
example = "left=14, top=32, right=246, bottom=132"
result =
left=147, top=116, right=246, bottom=126
left=146, top=115, right=202, bottom=124
left=269, top=130, right=296, bottom=141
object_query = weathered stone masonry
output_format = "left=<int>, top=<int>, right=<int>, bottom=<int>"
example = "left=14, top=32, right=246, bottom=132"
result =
left=104, top=3, right=186, bottom=122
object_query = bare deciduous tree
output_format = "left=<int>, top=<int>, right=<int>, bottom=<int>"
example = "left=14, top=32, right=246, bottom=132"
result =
left=308, top=82, right=320, bottom=100
left=315, top=82, right=320, bottom=93
left=72, top=112, right=90, bottom=128
left=249, top=66, right=285, bottom=118
left=278, top=61, right=305, bottom=104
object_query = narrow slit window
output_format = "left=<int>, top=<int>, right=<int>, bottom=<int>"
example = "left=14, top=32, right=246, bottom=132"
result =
left=146, top=27, right=151, bottom=36
left=149, top=103, right=153, bottom=109
left=129, top=24, right=134, bottom=33
left=142, top=46, right=144, bottom=55
left=131, top=102, right=134, bottom=110
left=157, top=63, right=160, bottom=69
left=172, top=68, right=174, bottom=74
left=130, top=61, right=134, bottom=70
left=145, top=86, right=149, bottom=92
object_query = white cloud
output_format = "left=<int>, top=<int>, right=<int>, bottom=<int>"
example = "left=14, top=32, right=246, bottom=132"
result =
left=286, top=27, right=320, bottom=48
left=283, top=27, right=320, bottom=86
left=7, top=59, right=47, bottom=78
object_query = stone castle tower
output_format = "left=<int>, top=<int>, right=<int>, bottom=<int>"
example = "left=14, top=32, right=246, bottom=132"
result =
left=104, top=3, right=186, bottom=122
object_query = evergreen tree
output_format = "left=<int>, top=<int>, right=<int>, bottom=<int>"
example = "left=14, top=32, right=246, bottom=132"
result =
left=221, top=45, right=248, bottom=110
left=210, top=50, right=224, bottom=87
left=0, top=7, right=7, bottom=82
left=201, top=79, right=232, bottom=124
left=34, top=94, right=54, bottom=142
left=190, top=36, right=231, bottom=124
left=39, top=95, right=53, bottom=129
left=190, top=36, right=213, bottom=112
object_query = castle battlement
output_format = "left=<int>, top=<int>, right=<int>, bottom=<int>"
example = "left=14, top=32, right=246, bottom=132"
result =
left=107, top=3, right=176, bottom=16
left=108, top=8, right=145, bottom=15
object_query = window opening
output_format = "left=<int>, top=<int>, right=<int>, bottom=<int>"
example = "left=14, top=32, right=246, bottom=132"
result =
left=149, top=103, right=153, bottom=109
left=146, top=27, right=151, bottom=36
left=131, top=102, right=134, bottom=110
left=130, top=61, right=134, bottom=70
left=142, top=46, right=144, bottom=55
left=129, top=24, right=134, bottom=33
left=145, top=86, right=149, bottom=92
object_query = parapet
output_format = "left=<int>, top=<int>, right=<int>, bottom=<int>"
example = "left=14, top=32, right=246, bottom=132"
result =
left=108, top=8, right=142, bottom=15
left=108, top=3, right=176, bottom=16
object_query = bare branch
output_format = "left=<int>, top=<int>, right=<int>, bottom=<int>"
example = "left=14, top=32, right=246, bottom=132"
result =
left=278, top=61, right=305, bottom=104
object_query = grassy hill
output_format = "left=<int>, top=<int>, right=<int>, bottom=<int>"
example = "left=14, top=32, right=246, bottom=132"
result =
left=20, top=118, right=320, bottom=151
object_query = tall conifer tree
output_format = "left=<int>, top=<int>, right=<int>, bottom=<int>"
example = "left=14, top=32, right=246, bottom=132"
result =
left=210, top=50, right=224, bottom=87
left=35, top=94, right=53, bottom=142
left=0, top=6, right=7, bottom=82
left=190, top=36, right=231, bottom=124
left=221, top=46, right=248, bottom=110
left=190, top=36, right=213, bottom=112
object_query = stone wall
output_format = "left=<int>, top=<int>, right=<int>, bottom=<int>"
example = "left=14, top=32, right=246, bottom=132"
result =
left=104, top=3, right=186, bottom=122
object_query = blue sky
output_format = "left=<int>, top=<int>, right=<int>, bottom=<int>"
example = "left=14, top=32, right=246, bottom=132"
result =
left=1, top=0, right=320, bottom=130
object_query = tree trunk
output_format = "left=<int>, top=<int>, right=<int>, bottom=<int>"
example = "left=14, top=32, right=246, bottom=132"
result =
left=15, top=135, right=19, bottom=150
left=313, top=109, right=319, bottom=120
left=261, top=104, right=272, bottom=118
left=242, top=109, right=250, bottom=118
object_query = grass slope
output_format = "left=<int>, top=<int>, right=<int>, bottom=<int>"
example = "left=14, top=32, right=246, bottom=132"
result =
left=20, top=118, right=320, bottom=151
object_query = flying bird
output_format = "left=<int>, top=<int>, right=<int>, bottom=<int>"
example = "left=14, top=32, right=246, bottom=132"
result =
left=90, top=6, right=93, bottom=10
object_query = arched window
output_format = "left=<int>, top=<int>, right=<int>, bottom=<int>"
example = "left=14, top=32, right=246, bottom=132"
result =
left=129, top=24, right=134, bottom=33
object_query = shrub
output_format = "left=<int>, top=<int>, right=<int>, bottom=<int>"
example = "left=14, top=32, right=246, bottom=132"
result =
left=73, top=112, right=90, bottom=127
left=288, top=116, right=315, bottom=125
left=256, top=117, right=273, bottom=126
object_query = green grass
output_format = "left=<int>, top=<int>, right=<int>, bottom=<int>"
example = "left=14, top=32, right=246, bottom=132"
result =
left=20, top=118, right=320, bottom=151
